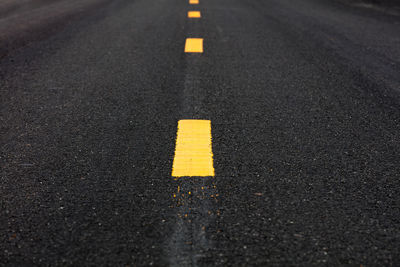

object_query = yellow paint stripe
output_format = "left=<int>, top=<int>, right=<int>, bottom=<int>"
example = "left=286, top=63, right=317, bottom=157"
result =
left=172, top=120, right=214, bottom=177
left=185, top=38, right=203, bottom=53
left=189, top=0, right=199, bottom=4
left=188, top=11, right=201, bottom=18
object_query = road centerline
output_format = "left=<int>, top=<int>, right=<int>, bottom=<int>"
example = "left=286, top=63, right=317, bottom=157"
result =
left=188, top=11, right=201, bottom=18
left=184, top=38, right=203, bottom=53
left=172, top=120, right=214, bottom=177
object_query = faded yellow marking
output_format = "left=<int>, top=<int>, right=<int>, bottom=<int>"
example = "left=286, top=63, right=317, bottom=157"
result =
left=185, top=38, right=203, bottom=53
left=189, top=0, right=199, bottom=4
left=172, top=120, right=214, bottom=177
left=188, top=11, right=201, bottom=18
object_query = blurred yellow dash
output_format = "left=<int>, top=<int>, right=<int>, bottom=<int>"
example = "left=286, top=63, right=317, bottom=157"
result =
left=172, top=120, right=214, bottom=177
left=189, top=0, right=199, bottom=4
left=185, top=38, right=203, bottom=53
left=188, top=11, right=201, bottom=18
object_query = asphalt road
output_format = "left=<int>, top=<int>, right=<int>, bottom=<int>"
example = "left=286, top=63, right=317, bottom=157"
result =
left=1, top=0, right=400, bottom=265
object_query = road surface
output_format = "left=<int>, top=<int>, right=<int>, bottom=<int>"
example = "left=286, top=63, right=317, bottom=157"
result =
left=1, top=0, right=400, bottom=265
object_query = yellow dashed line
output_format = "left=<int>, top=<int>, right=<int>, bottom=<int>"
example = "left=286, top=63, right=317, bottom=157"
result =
left=185, top=38, right=203, bottom=53
left=188, top=11, right=201, bottom=18
left=189, top=0, right=199, bottom=4
left=172, top=120, right=214, bottom=177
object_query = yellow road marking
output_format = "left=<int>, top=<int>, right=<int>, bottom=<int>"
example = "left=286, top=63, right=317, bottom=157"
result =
left=189, top=0, right=199, bottom=4
left=172, top=120, right=214, bottom=177
left=185, top=38, right=203, bottom=53
left=188, top=11, right=201, bottom=18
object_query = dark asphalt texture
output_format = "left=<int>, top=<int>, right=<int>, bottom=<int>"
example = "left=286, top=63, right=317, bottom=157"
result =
left=1, top=0, right=400, bottom=265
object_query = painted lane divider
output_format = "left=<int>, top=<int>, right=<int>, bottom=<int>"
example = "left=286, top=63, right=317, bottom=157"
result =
left=185, top=38, right=203, bottom=53
left=172, top=120, right=215, bottom=177
left=189, top=0, right=199, bottom=4
left=188, top=11, right=201, bottom=18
